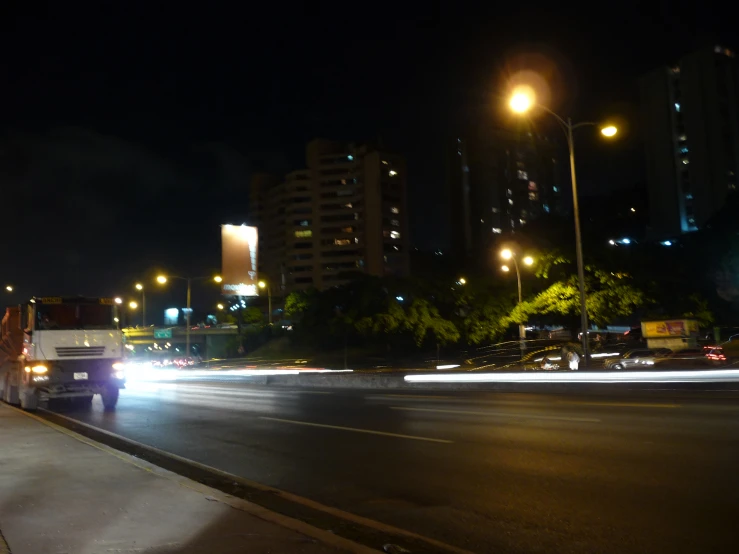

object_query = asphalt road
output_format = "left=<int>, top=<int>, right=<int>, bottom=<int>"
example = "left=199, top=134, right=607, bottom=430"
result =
left=51, top=380, right=739, bottom=553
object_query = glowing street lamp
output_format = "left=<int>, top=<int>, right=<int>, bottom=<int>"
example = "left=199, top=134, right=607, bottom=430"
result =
left=601, top=125, right=618, bottom=137
left=508, top=85, right=618, bottom=364
left=217, top=303, right=224, bottom=310
left=114, top=297, right=123, bottom=305
left=129, top=301, right=138, bottom=310
left=4, top=285, right=12, bottom=292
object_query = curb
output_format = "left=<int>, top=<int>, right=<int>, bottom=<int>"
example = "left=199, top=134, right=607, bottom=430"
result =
left=0, top=526, right=11, bottom=554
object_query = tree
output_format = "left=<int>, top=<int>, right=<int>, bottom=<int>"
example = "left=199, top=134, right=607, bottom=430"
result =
left=356, top=297, right=459, bottom=347
left=241, top=306, right=264, bottom=325
left=457, top=287, right=515, bottom=345
left=510, top=255, right=650, bottom=327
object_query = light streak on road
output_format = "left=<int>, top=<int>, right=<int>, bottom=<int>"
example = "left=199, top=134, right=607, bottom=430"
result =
left=123, top=362, right=352, bottom=383
left=404, top=369, right=739, bottom=384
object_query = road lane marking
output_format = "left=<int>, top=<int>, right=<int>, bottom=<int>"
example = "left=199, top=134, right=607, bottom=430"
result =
left=557, top=401, right=680, bottom=408
left=368, top=394, right=451, bottom=399
left=390, top=406, right=601, bottom=423
left=259, top=416, right=454, bottom=443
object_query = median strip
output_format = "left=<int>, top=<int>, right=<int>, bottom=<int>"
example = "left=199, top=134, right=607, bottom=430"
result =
left=390, top=406, right=601, bottom=423
left=259, top=416, right=454, bottom=443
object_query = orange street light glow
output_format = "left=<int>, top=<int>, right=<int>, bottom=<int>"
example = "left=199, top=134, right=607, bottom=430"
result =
left=601, top=125, right=618, bottom=137
left=509, top=86, right=535, bottom=114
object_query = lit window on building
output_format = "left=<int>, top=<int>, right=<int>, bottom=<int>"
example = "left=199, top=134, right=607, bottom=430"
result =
left=678, top=134, right=687, bottom=142
left=685, top=193, right=693, bottom=200
left=682, top=159, right=689, bottom=165
left=388, top=170, right=398, bottom=176
left=391, top=219, right=400, bottom=226
left=347, top=155, right=354, bottom=161
left=519, top=218, right=526, bottom=225
left=492, top=207, right=499, bottom=213
left=517, top=170, right=528, bottom=180
left=528, top=192, right=538, bottom=200
left=543, top=204, right=550, bottom=213
left=507, top=189, right=513, bottom=196
left=355, top=237, right=360, bottom=243
left=294, top=230, right=312, bottom=238
left=390, top=231, right=401, bottom=239
left=671, top=66, right=680, bottom=74
left=679, top=147, right=689, bottom=154
left=341, top=179, right=347, bottom=185
left=528, top=181, right=538, bottom=191
left=553, top=186, right=559, bottom=193
left=730, top=184, right=737, bottom=190
left=390, top=206, right=399, bottom=214
left=492, top=227, right=502, bottom=234
left=674, top=103, right=681, bottom=112
left=508, top=199, right=514, bottom=205
left=480, top=218, right=484, bottom=223
left=343, top=203, right=353, bottom=208
left=334, top=239, right=351, bottom=246
left=298, top=220, right=310, bottom=226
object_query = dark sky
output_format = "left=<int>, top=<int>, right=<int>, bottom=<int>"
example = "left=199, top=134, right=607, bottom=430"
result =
left=1, top=0, right=734, bottom=304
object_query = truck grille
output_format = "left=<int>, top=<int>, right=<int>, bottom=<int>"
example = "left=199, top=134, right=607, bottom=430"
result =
left=55, top=346, right=106, bottom=357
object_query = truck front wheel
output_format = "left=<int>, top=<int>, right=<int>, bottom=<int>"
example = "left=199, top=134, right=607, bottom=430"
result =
left=101, top=385, right=119, bottom=411
left=20, top=386, right=39, bottom=411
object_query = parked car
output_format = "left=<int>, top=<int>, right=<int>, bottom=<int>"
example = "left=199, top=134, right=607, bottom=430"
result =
left=648, top=348, right=710, bottom=368
left=603, top=348, right=671, bottom=370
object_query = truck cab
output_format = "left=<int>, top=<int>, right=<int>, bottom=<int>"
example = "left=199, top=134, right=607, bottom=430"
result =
left=1, top=296, right=126, bottom=410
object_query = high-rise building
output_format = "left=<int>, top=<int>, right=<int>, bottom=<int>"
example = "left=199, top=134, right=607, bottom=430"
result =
left=640, top=44, right=739, bottom=236
left=249, top=139, right=409, bottom=295
left=447, top=126, right=560, bottom=264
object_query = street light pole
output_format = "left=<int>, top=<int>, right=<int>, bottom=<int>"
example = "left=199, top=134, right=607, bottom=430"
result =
left=267, top=284, right=272, bottom=325
left=186, top=277, right=192, bottom=357
left=511, top=255, right=525, bottom=343
left=142, top=289, right=146, bottom=327
left=508, top=89, right=619, bottom=366
left=258, top=280, right=272, bottom=324
left=567, top=118, right=590, bottom=364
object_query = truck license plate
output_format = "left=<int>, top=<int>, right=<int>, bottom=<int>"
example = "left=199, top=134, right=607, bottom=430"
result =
left=73, top=372, right=88, bottom=380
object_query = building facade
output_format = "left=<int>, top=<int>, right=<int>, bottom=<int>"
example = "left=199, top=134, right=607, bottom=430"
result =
left=249, top=139, right=409, bottom=295
left=640, top=44, right=739, bottom=236
left=447, top=126, right=560, bottom=264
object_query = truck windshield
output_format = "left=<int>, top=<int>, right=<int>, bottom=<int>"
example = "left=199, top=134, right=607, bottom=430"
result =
left=36, top=303, right=116, bottom=330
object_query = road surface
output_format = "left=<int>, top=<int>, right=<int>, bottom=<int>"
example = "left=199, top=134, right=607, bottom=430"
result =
left=50, top=380, right=739, bottom=553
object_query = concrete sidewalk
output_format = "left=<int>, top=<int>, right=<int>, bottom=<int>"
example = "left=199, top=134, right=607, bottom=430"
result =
left=0, top=404, right=372, bottom=554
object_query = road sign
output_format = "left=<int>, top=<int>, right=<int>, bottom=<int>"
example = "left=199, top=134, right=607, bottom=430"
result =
left=153, top=328, right=173, bottom=339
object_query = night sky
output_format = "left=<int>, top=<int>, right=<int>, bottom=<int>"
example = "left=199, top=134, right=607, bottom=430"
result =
left=1, top=1, right=734, bottom=306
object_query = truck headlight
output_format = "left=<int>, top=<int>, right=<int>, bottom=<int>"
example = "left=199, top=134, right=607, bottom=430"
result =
left=31, top=365, right=48, bottom=374
left=112, top=362, right=126, bottom=370
left=114, top=370, right=125, bottom=380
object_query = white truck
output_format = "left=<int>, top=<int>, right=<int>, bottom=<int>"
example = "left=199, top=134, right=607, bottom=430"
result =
left=0, top=296, right=125, bottom=410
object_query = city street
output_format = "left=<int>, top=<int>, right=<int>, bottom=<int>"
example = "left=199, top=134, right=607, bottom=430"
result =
left=51, top=380, right=739, bottom=553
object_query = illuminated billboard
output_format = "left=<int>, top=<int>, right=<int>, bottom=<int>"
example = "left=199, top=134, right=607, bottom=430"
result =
left=221, top=224, right=258, bottom=296
left=641, top=319, right=699, bottom=338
